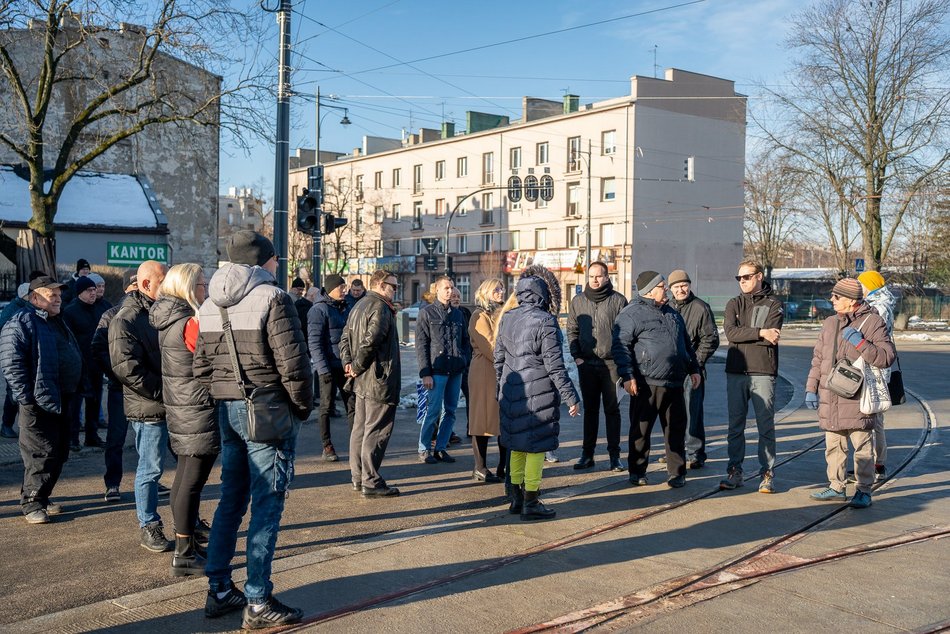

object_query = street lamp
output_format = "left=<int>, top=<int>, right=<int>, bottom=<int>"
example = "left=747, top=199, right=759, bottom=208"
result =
left=312, top=86, right=351, bottom=287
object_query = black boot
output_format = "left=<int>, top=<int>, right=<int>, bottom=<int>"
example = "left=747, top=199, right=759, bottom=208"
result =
left=521, top=489, right=556, bottom=521
left=508, top=485, right=524, bottom=515
left=171, top=535, right=206, bottom=577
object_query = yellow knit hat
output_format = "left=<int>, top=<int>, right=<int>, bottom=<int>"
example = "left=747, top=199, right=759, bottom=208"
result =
left=858, top=271, right=886, bottom=292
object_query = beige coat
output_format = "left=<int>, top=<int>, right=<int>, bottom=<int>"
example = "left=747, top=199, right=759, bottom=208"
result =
left=806, top=302, right=896, bottom=432
left=467, top=307, right=500, bottom=436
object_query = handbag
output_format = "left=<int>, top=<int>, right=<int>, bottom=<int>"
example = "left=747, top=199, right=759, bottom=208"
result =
left=219, top=306, right=297, bottom=443
left=824, top=316, right=870, bottom=399
left=854, top=356, right=891, bottom=415
left=888, top=357, right=906, bottom=405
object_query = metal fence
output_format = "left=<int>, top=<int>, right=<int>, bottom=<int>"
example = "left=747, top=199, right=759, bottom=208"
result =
left=699, top=294, right=950, bottom=324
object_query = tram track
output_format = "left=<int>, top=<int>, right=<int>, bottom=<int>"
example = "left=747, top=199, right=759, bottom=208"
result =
left=513, top=388, right=940, bottom=632
left=284, top=386, right=936, bottom=631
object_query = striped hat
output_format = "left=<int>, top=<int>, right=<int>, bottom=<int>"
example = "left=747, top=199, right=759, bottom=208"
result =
left=832, top=278, right=863, bottom=301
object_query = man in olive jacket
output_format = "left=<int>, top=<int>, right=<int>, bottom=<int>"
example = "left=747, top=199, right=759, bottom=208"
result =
left=567, top=261, right=627, bottom=471
left=341, top=269, right=402, bottom=497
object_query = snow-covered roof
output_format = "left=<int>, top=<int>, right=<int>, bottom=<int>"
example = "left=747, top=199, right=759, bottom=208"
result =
left=770, top=267, right=838, bottom=281
left=0, top=165, right=165, bottom=229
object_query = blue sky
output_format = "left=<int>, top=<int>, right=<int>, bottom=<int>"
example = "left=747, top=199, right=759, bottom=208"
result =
left=222, top=0, right=802, bottom=195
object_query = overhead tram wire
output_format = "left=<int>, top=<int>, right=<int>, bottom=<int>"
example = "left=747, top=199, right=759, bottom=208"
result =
left=292, top=0, right=404, bottom=49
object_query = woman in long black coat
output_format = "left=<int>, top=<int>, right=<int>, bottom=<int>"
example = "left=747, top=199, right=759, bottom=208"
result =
left=494, top=268, right=579, bottom=521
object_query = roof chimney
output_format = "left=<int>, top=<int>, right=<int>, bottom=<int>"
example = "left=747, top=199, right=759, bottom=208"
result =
left=563, top=94, right=579, bottom=114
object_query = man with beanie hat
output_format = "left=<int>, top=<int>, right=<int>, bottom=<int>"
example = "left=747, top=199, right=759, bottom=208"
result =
left=63, top=275, right=106, bottom=449
left=307, top=273, right=353, bottom=462
left=193, top=229, right=312, bottom=627
left=612, top=270, right=701, bottom=488
left=61, top=257, right=92, bottom=305
left=805, top=278, right=894, bottom=508
left=858, top=270, right=896, bottom=481
left=668, top=269, right=719, bottom=469
left=567, top=261, right=628, bottom=471
left=721, top=260, right=784, bottom=494
left=289, top=277, right=306, bottom=299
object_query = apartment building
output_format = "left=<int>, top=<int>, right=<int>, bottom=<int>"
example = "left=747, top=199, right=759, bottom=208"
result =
left=292, top=69, right=745, bottom=307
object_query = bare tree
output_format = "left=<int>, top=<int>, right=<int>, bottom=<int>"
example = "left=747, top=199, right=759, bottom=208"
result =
left=798, top=164, right=861, bottom=274
left=743, top=150, right=804, bottom=280
left=0, top=0, right=272, bottom=278
left=756, top=0, right=950, bottom=271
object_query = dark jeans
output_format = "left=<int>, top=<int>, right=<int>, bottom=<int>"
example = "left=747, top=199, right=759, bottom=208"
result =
left=685, top=373, right=706, bottom=463
left=18, top=396, right=75, bottom=514
left=350, top=397, right=396, bottom=489
left=171, top=453, right=217, bottom=535
left=318, top=367, right=355, bottom=446
left=578, top=361, right=622, bottom=457
left=104, top=388, right=128, bottom=489
left=206, top=400, right=297, bottom=604
left=70, top=373, right=102, bottom=444
left=2, top=385, right=17, bottom=428
left=627, top=383, right=687, bottom=479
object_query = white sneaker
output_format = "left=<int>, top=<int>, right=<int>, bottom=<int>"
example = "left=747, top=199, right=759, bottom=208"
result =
left=544, top=451, right=559, bottom=463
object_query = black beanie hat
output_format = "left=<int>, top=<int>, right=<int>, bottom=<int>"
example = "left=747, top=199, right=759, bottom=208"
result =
left=324, top=274, right=346, bottom=290
left=75, top=276, right=97, bottom=295
left=76, top=258, right=91, bottom=273
left=636, top=270, right=664, bottom=296
left=227, top=230, right=276, bottom=267
left=291, top=277, right=306, bottom=289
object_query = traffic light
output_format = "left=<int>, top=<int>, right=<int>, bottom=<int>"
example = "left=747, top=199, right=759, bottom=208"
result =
left=296, top=188, right=319, bottom=233
left=322, top=213, right=348, bottom=235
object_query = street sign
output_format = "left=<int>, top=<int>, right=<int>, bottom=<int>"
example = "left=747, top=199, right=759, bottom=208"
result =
left=524, top=175, right=539, bottom=202
left=421, top=237, right=440, bottom=254
left=424, top=255, right=438, bottom=271
left=539, top=174, right=554, bottom=201
left=855, top=258, right=865, bottom=273
left=107, top=242, right=168, bottom=266
left=507, top=175, right=522, bottom=202
left=575, top=284, right=582, bottom=296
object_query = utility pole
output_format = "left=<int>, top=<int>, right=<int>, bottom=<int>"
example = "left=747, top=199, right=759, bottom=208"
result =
left=272, top=0, right=292, bottom=289
left=586, top=139, right=592, bottom=268
left=313, top=86, right=322, bottom=289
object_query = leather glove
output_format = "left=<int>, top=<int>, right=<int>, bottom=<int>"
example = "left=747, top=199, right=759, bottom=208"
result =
left=841, top=326, right=864, bottom=348
left=805, top=392, right=819, bottom=410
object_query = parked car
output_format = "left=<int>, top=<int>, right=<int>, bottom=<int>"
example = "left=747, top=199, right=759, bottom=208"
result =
left=400, top=300, right=427, bottom=320
left=793, top=299, right=834, bottom=320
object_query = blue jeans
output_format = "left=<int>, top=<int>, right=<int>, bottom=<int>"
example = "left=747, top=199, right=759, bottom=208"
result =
left=131, top=420, right=168, bottom=527
left=417, top=372, right=462, bottom=453
left=206, top=400, right=297, bottom=605
left=725, top=373, right=776, bottom=475
left=104, top=389, right=128, bottom=489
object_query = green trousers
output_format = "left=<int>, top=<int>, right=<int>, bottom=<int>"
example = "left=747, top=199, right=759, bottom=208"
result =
left=509, top=451, right=544, bottom=492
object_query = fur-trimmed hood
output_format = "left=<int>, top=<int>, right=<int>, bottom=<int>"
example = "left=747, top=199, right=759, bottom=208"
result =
left=519, top=264, right=561, bottom=315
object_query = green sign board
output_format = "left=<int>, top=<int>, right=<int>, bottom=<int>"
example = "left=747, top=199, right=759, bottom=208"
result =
left=107, top=242, right=169, bottom=266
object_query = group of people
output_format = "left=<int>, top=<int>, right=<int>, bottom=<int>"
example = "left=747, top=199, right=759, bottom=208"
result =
left=0, top=234, right=899, bottom=627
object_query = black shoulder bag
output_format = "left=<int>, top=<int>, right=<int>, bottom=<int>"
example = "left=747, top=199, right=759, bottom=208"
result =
left=888, top=355, right=906, bottom=405
left=219, top=306, right=297, bottom=443
left=824, top=316, right=870, bottom=399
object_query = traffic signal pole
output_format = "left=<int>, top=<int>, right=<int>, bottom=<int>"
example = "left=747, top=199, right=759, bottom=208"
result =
left=272, top=0, right=292, bottom=289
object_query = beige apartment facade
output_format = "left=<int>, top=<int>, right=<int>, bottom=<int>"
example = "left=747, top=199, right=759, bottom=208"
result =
left=290, top=69, right=745, bottom=310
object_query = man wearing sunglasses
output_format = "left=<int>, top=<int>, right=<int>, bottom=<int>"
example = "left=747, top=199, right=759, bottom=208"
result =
left=721, top=260, right=784, bottom=494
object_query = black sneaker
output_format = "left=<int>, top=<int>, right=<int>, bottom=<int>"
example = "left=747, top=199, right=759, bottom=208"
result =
left=435, top=450, right=456, bottom=463
left=449, top=432, right=462, bottom=445
left=205, top=582, right=247, bottom=618
left=242, top=595, right=303, bottom=629
left=140, top=522, right=173, bottom=553
left=157, top=483, right=171, bottom=497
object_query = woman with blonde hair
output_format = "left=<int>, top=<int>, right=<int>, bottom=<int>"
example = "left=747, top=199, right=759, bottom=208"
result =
left=149, top=263, right=219, bottom=577
left=468, top=278, right=506, bottom=483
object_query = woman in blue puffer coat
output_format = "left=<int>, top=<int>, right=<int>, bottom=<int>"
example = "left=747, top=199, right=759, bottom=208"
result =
left=494, top=267, right=580, bottom=521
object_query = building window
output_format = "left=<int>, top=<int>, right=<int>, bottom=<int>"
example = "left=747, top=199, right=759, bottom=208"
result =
left=392, top=168, right=401, bottom=188
left=374, top=239, right=383, bottom=257
left=457, top=234, right=468, bottom=254
left=435, top=198, right=445, bottom=218
left=355, top=209, right=363, bottom=232
left=567, top=182, right=581, bottom=217
left=355, top=175, right=364, bottom=201
left=412, top=201, right=423, bottom=230
left=435, top=160, right=445, bottom=180
left=455, top=274, right=471, bottom=303
left=567, top=226, right=578, bottom=248
left=510, top=146, right=522, bottom=170
left=510, top=199, right=521, bottom=212
left=374, top=171, right=383, bottom=189
left=415, top=239, right=423, bottom=255
left=413, top=164, right=423, bottom=194
left=481, top=192, right=493, bottom=225
left=536, top=142, right=549, bottom=165
left=374, top=205, right=383, bottom=223
left=509, top=230, right=520, bottom=250
left=337, top=177, right=345, bottom=192
left=482, top=152, right=494, bottom=185
left=393, top=239, right=401, bottom=256
left=602, top=130, right=616, bottom=155
left=537, top=196, right=548, bottom=209
left=457, top=195, right=467, bottom=216
left=457, top=156, right=467, bottom=177
left=482, top=232, right=494, bottom=253
left=602, top=177, right=616, bottom=201
left=392, top=203, right=401, bottom=221
left=600, top=223, right=614, bottom=246
left=535, top=228, right=547, bottom=250
left=567, top=136, right=581, bottom=171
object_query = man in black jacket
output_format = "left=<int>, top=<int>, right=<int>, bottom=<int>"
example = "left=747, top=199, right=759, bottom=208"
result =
left=341, top=269, right=402, bottom=497
left=415, top=275, right=471, bottom=464
left=612, top=271, right=700, bottom=489
left=720, top=260, right=784, bottom=494
left=567, top=261, right=628, bottom=471
left=63, top=275, right=105, bottom=449
left=109, top=260, right=170, bottom=552
left=193, top=230, right=313, bottom=628
left=668, top=270, right=720, bottom=469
